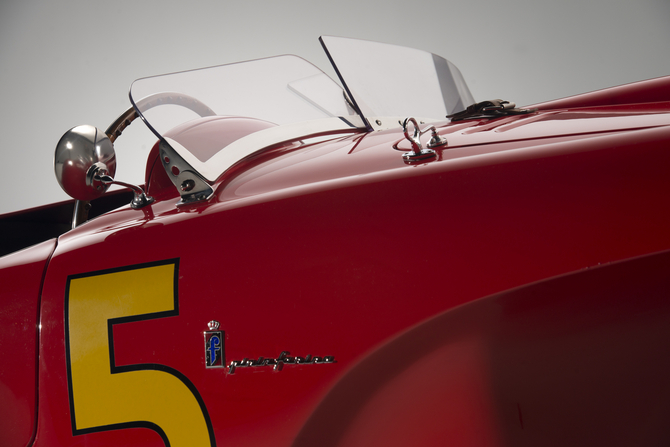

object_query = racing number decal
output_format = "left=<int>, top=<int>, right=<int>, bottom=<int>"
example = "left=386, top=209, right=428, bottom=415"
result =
left=64, top=259, right=216, bottom=447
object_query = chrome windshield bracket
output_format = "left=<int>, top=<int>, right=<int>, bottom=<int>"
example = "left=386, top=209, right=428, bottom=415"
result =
left=159, top=139, right=214, bottom=205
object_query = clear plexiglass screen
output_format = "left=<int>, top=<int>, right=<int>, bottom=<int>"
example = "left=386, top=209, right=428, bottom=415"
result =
left=130, top=55, right=362, bottom=140
left=129, top=37, right=475, bottom=180
left=320, top=36, right=475, bottom=126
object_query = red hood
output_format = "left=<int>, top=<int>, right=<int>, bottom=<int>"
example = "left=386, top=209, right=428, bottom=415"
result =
left=216, top=102, right=670, bottom=203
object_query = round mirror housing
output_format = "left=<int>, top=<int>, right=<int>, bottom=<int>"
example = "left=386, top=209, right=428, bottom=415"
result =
left=54, top=125, right=116, bottom=201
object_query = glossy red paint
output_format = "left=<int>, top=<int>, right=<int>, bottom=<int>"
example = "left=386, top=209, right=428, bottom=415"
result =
left=27, top=91, right=670, bottom=447
left=293, top=249, right=670, bottom=447
left=0, top=239, right=56, bottom=447
left=530, top=75, right=670, bottom=110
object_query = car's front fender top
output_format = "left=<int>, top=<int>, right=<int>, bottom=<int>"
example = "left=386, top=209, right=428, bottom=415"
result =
left=293, top=249, right=670, bottom=447
left=529, top=75, right=670, bottom=110
left=0, top=239, right=56, bottom=447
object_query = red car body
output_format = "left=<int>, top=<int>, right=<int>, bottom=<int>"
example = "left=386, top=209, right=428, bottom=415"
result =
left=2, top=37, right=670, bottom=447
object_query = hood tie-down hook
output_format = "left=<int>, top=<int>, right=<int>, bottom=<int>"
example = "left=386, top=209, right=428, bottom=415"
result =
left=400, top=117, right=447, bottom=163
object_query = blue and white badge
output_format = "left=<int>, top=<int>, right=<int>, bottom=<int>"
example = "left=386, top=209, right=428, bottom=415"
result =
left=204, top=320, right=224, bottom=368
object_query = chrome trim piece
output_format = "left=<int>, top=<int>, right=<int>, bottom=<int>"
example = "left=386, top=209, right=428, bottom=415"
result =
left=227, top=351, right=336, bottom=374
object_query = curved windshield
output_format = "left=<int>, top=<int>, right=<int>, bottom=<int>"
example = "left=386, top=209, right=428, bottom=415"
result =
left=320, top=36, right=474, bottom=128
left=129, top=37, right=474, bottom=182
left=130, top=55, right=364, bottom=181
left=130, top=55, right=362, bottom=141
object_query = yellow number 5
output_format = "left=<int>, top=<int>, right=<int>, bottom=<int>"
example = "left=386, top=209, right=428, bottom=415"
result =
left=65, top=259, right=215, bottom=447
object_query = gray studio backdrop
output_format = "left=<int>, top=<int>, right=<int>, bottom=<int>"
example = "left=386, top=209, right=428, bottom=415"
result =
left=2, top=0, right=669, bottom=215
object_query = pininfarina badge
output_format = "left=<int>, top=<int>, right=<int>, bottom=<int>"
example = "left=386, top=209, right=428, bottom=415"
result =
left=203, top=321, right=335, bottom=373
left=227, top=351, right=336, bottom=374
left=204, top=320, right=224, bottom=368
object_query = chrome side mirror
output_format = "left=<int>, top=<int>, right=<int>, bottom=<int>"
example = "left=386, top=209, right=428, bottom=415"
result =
left=54, top=125, right=116, bottom=201
left=55, top=124, right=153, bottom=214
